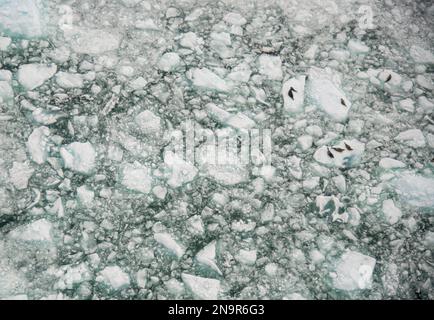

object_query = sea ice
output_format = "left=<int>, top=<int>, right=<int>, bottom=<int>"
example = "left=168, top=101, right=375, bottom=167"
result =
left=97, top=266, right=130, bottom=290
left=188, top=68, right=231, bottom=92
left=306, top=67, right=351, bottom=122
left=154, top=232, right=185, bottom=258
left=281, top=76, right=306, bottom=113
left=382, top=199, right=402, bottom=225
left=0, top=0, right=44, bottom=37
left=8, top=219, right=53, bottom=243
left=60, top=142, right=97, bottom=174
left=9, top=161, right=34, bottom=190
left=120, top=163, right=152, bottom=194
left=389, top=171, right=434, bottom=208
left=196, top=241, right=222, bottom=275
left=17, top=64, right=57, bottom=90
left=55, top=72, right=84, bottom=89
left=181, top=273, right=220, bottom=300
left=395, top=129, right=426, bottom=148
left=331, top=250, right=376, bottom=291
left=27, top=126, right=50, bottom=164
left=258, top=54, right=282, bottom=80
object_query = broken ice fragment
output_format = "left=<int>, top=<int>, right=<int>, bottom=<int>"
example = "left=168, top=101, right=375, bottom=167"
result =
left=27, top=126, right=50, bottom=164
left=157, top=52, right=182, bottom=72
left=55, top=72, right=84, bottom=89
left=395, top=129, right=426, bottom=148
left=60, top=142, right=96, bottom=174
left=188, top=68, right=231, bottom=92
left=306, top=67, right=351, bottom=122
left=235, top=249, right=257, bottom=266
left=17, top=64, right=57, bottom=90
left=181, top=273, right=220, bottom=300
left=0, top=0, right=44, bottom=38
left=313, top=139, right=365, bottom=168
left=409, top=45, right=434, bottom=64
left=379, top=158, right=405, bottom=170
left=135, top=110, right=161, bottom=135
left=223, top=12, right=247, bottom=25
left=120, top=163, right=152, bottom=194
left=8, top=219, right=53, bottom=243
left=77, top=185, right=94, bottom=207
left=154, top=232, right=185, bottom=258
left=97, top=266, right=130, bottom=290
left=389, top=171, right=434, bottom=208
left=9, top=161, right=34, bottom=190
left=164, top=151, right=198, bottom=188
left=196, top=241, right=222, bottom=275
left=331, top=250, right=376, bottom=291
left=348, top=39, right=370, bottom=54
left=282, top=76, right=306, bottom=113
left=382, top=199, right=402, bottom=225
left=258, top=54, right=282, bottom=80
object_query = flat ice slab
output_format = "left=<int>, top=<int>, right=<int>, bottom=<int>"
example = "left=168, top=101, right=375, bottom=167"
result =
left=306, top=67, right=351, bottom=122
left=181, top=273, right=221, bottom=300
left=331, top=250, right=376, bottom=291
left=0, top=0, right=44, bottom=38
left=282, top=75, right=306, bottom=113
left=18, top=64, right=57, bottom=90
left=8, top=219, right=53, bottom=243
left=389, top=171, right=434, bottom=208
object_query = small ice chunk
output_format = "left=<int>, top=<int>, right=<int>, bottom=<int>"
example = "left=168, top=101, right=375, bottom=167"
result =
left=416, top=75, right=433, bottom=90
left=164, top=151, right=198, bottom=188
left=348, top=39, right=370, bottom=54
left=154, top=232, right=185, bottom=258
left=157, top=52, right=182, bottom=72
left=120, top=163, right=152, bottom=194
left=129, top=77, right=147, bottom=90
left=179, top=32, right=204, bottom=51
left=395, top=129, right=426, bottom=148
left=0, top=81, right=13, bottom=101
left=261, top=203, right=275, bottom=223
left=196, top=241, right=222, bottom=275
left=382, top=199, right=402, bottom=225
left=409, top=45, right=434, bottom=64
left=55, top=72, right=83, bottom=89
left=235, top=249, right=257, bottom=265
left=223, top=12, right=247, bottom=25
left=135, top=110, right=161, bottom=135
left=226, top=113, right=256, bottom=129
left=397, top=98, right=415, bottom=113
left=17, top=64, right=57, bottom=90
left=188, top=68, right=231, bottom=92
left=297, top=135, right=313, bottom=151
left=60, top=142, right=96, bottom=174
left=27, top=126, right=50, bottom=164
left=187, top=215, right=205, bottom=235
left=227, top=62, right=251, bottom=83
left=181, top=273, right=220, bottom=300
left=389, top=171, right=434, bottom=208
left=287, top=156, right=302, bottom=180
left=9, top=162, right=34, bottom=190
left=8, top=219, right=53, bottom=243
left=306, top=67, right=351, bottom=122
left=258, top=54, right=282, bottom=80
left=97, top=266, right=130, bottom=290
left=331, top=250, right=376, bottom=291
left=0, top=36, right=11, bottom=50
left=282, top=75, right=306, bottom=113
left=379, top=158, right=405, bottom=170
left=77, top=185, right=94, bottom=207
